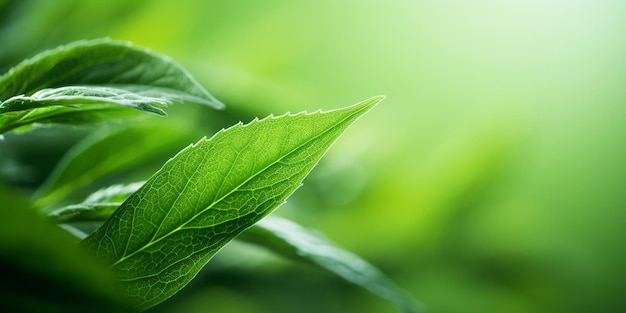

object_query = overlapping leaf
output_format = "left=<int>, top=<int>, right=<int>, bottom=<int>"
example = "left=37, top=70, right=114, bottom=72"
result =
left=47, top=182, right=145, bottom=225
left=0, top=38, right=223, bottom=133
left=82, top=96, right=383, bottom=310
left=34, top=120, right=202, bottom=209
left=240, top=216, right=421, bottom=313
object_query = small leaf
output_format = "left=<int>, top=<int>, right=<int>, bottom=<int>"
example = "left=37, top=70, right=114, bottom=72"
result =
left=241, top=216, right=422, bottom=313
left=47, top=182, right=145, bottom=224
left=82, top=96, right=383, bottom=310
left=0, top=38, right=223, bottom=133
left=80, top=181, right=147, bottom=204
left=34, top=120, right=201, bottom=209
left=51, top=203, right=120, bottom=225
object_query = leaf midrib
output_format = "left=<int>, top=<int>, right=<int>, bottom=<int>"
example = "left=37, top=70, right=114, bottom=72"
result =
left=108, top=107, right=366, bottom=268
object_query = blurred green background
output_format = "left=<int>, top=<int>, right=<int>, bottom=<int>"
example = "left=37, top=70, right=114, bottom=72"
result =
left=2, top=0, right=625, bottom=312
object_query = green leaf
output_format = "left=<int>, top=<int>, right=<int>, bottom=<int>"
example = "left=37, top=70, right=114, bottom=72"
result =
left=47, top=182, right=145, bottom=224
left=0, top=85, right=167, bottom=115
left=0, top=103, right=146, bottom=134
left=0, top=38, right=223, bottom=133
left=34, top=120, right=202, bottom=209
left=0, top=184, right=131, bottom=313
left=82, top=96, right=383, bottom=310
left=241, top=216, right=422, bottom=313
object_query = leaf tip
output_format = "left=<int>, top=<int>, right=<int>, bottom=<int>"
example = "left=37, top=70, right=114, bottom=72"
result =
left=342, top=95, right=385, bottom=119
left=194, top=93, right=226, bottom=110
left=210, top=97, right=227, bottom=110
left=361, top=95, right=386, bottom=109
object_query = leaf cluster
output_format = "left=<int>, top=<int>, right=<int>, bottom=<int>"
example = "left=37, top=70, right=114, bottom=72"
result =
left=0, top=39, right=418, bottom=312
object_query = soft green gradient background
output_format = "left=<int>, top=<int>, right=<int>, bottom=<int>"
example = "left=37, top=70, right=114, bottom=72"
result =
left=2, top=0, right=625, bottom=312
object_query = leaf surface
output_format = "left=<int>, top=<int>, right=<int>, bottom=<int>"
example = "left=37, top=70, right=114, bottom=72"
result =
left=82, top=96, right=383, bottom=309
left=0, top=38, right=223, bottom=133
left=240, top=216, right=421, bottom=313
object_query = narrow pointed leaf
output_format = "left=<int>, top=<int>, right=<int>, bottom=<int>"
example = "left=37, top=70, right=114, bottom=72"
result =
left=240, top=216, right=421, bottom=313
left=0, top=103, right=146, bottom=133
left=0, top=85, right=168, bottom=116
left=76, top=181, right=147, bottom=204
left=0, top=38, right=223, bottom=133
left=34, top=120, right=201, bottom=209
left=47, top=182, right=145, bottom=224
left=50, top=203, right=120, bottom=225
left=82, top=96, right=383, bottom=310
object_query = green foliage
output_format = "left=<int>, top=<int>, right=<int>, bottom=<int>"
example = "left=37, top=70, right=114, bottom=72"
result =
left=241, top=216, right=421, bottom=313
left=5, top=2, right=626, bottom=313
left=0, top=38, right=222, bottom=133
left=0, top=39, right=418, bottom=313
left=82, top=96, right=381, bottom=309
left=47, top=182, right=145, bottom=225
left=34, top=121, right=201, bottom=209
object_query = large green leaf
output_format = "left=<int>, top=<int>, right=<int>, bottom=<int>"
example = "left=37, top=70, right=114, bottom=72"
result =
left=82, top=96, right=383, bottom=310
left=240, top=216, right=421, bottom=313
left=0, top=38, right=223, bottom=133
